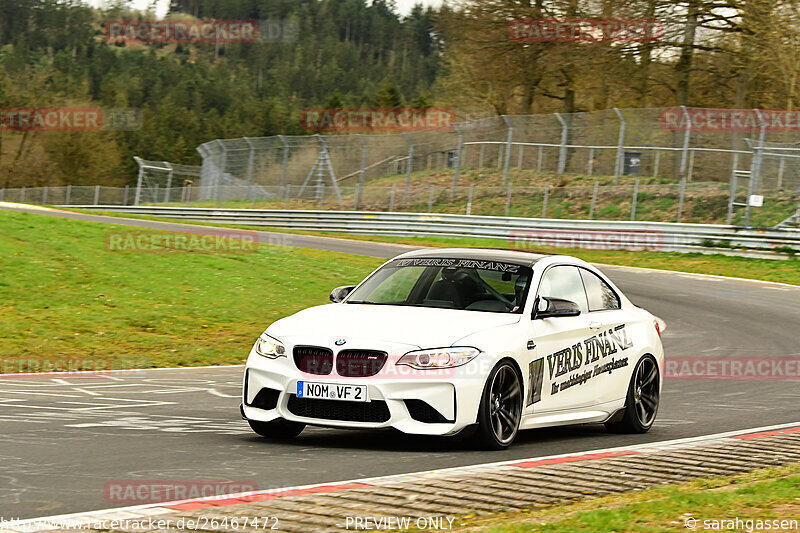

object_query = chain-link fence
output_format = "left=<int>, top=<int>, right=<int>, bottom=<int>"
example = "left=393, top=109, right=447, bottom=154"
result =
left=6, top=107, right=800, bottom=228
left=190, top=108, right=800, bottom=194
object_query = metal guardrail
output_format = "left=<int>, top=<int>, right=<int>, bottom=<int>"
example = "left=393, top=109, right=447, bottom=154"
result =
left=68, top=206, right=800, bottom=258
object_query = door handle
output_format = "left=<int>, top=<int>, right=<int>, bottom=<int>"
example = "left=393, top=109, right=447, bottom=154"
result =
left=588, top=321, right=603, bottom=331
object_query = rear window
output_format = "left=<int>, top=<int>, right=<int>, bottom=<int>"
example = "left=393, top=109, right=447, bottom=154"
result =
left=580, top=268, right=621, bottom=311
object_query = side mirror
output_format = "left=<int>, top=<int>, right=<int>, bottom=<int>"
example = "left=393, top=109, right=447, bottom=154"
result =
left=534, top=297, right=581, bottom=319
left=329, top=285, right=356, bottom=303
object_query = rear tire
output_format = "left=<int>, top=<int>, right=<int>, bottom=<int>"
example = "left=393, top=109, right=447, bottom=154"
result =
left=248, top=418, right=305, bottom=439
left=605, top=355, right=659, bottom=434
left=475, top=361, right=523, bottom=450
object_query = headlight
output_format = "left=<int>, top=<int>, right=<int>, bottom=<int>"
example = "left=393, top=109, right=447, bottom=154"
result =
left=254, top=333, right=286, bottom=359
left=396, top=347, right=480, bottom=370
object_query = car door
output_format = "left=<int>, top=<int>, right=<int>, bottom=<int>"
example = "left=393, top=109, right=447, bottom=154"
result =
left=524, top=265, right=594, bottom=414
left=578, top=267, right=636, bottom=407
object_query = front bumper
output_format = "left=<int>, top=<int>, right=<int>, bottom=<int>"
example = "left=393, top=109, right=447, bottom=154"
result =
left=242, top=349, right=487, bottom=436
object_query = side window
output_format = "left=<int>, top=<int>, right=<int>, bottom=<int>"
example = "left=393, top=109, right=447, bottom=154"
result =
left=580, top=269, right=621, bottom=311
left=537, top=266, right=589, bottom=313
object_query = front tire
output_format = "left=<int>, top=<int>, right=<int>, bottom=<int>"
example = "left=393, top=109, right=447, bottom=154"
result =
left=606, top=355, right=659, bottom=433
left=248, top=418, right=305, bottom=439
left=475, top=361, right=523, bottom=450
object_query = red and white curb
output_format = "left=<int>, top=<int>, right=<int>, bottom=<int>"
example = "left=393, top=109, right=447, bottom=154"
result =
left=5, top=420, right=800, bottom=532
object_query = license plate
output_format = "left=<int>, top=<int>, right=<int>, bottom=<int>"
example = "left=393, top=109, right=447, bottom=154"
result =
left=296, top=381, right=368, bottom=402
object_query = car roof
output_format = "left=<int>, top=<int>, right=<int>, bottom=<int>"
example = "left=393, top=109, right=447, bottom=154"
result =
left=392, top=247, right=550, bottom=266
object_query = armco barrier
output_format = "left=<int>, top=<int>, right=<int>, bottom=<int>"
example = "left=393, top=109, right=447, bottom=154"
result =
left=66, top=206, right=800, bottom=257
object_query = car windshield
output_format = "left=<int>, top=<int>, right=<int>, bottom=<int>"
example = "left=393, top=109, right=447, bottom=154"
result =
left=346, top=258, right=532, bottom=313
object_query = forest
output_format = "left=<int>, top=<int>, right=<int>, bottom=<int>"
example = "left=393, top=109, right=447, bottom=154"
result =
left=0, top=0, right=798, bottom=186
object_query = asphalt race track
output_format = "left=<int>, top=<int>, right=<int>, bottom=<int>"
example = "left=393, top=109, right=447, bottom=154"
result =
left=1, top=204, right=799, bottom=519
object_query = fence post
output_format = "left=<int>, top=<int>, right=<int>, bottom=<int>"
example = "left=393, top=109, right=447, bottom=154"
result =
left=243, top=137, right=255, bottom=186
left=20, top=187, right=25, bottom=202
left=428, top=184, right=435, bottom=213
left=630, top=179, right=639, bottom=221
left=501, top=115, right=513, bottom=186
left=389, top=183, right=397, bottom=212
left=653, top=150, right=661, bottom=177
left=133, top=156, right=144, bottom=205
left=403, top=133, right=414, bottom=206
left=94, top=185, right=100, bottom=205
left=354, top=183, right=361, bottom=210
left=727, top=152, right=739, bottom=224
left=466, top=184, right=474, bottom=215
left=517, top=145, right=524, bottom=168
left=505, top=183, right=513, bottom=217
left=185, top=184, right=191, bottom=207
left=451, top=124, right=463, bottom=192
left=216, top=139, right=227, bottom=206
left=278, top=135, right=289, bottom=189
left=687, top=149, right=695, bottom=182
left=537, top=146, right=543, bottom=172
left=42, top=186, right=48, bottom=205
left=555, top=113, right=568, bottom=174
left=679, top=106, right=691, bottom=181
left=356, top=134, right=368, bottom=187
left=587, top=147, right=594, bottom=176
left=745, top=109, right=767, bottom=227
left=65, top=184, right=71, bottom=205
left=777, top=156, right=785, bottom=189
left=163, top=161, right=173, bottom=203
left=589, top=181, right=599, bottom=220
left=613, top=107, right=625, bottom=184
left=677, top=178, right=686, bottom=223
left=478, top=143, right=485, bottom=168
left=0, top=188, right=4, bottom=201
left=541, top=182, right=549, bottom=218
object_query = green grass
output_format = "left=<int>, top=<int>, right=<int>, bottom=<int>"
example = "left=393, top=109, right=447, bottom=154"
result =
left=0, top=209, right=383, bottom=371
left=150, top=167, right=800, bottom=227
left=453, top=464, right=800, bottom=532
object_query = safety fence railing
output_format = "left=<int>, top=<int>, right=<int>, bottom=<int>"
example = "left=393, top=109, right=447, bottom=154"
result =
left=63, top=206, right=800, bottom=258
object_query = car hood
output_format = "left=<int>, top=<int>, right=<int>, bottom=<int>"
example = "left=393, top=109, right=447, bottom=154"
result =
left=268, top=303, right=522, bottom=349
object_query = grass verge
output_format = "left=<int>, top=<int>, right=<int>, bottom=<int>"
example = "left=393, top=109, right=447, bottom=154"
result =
left=0, top=209, right=383, bottom=371
left=451, top=463, right=800, bottom=532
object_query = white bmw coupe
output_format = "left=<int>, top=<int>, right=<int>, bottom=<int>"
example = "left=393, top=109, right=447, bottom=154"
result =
left=242, top=248, right=664, bottom=449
